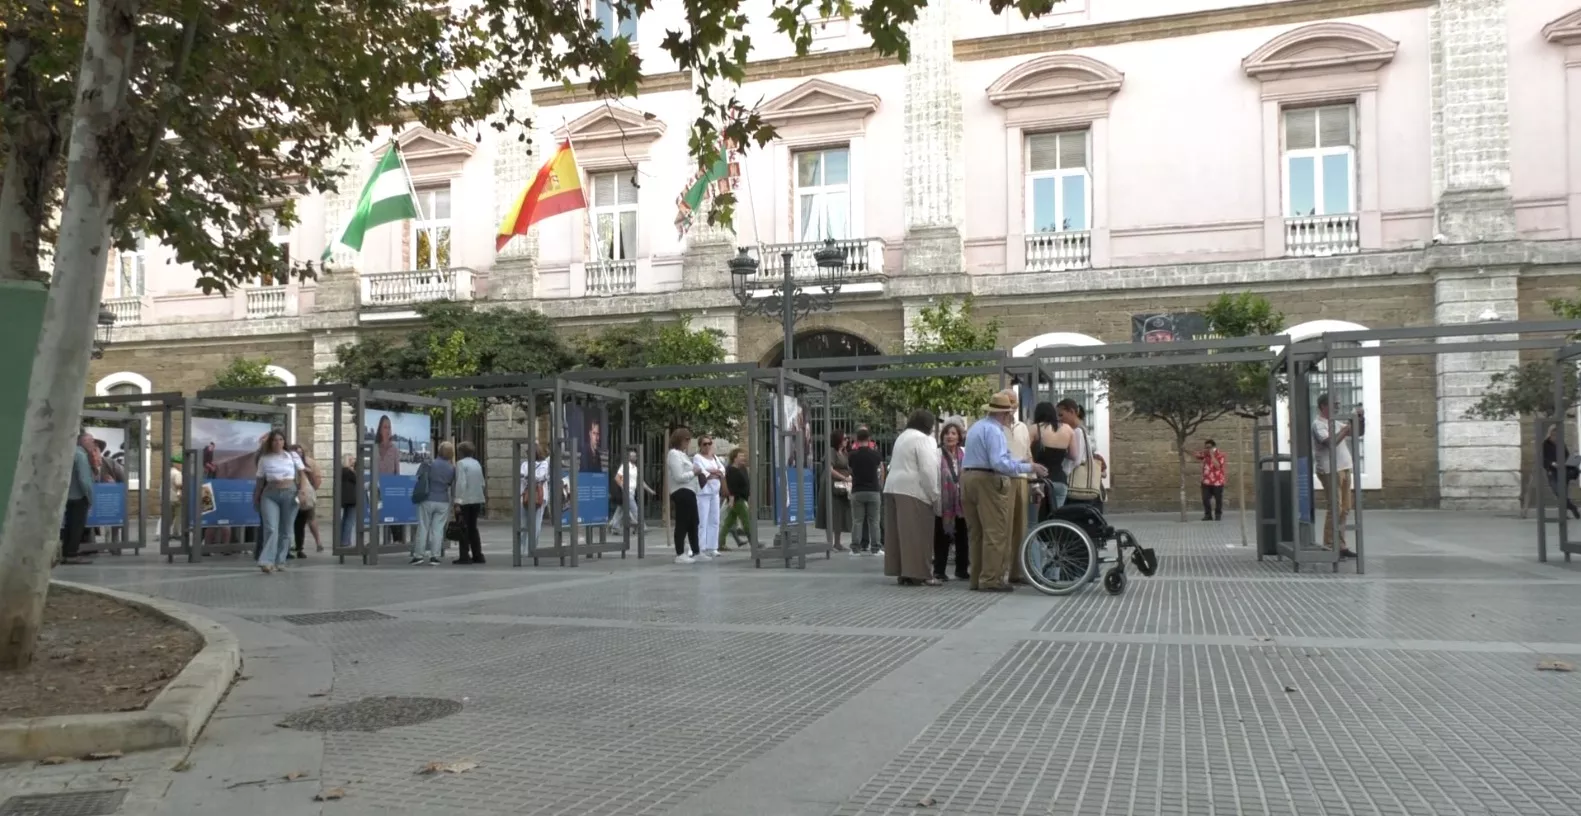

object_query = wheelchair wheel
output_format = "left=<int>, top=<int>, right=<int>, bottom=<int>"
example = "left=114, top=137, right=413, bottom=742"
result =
left=1103, top=566, right=1127, bottom=595
left=1020, top=519, right=1097, bottom=596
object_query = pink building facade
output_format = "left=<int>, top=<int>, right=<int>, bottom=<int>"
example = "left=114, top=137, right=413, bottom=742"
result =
left=90, top=0, right=1581, bottom=510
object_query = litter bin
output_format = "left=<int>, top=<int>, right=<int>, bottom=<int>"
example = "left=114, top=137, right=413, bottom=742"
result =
left=1256, top=465, right=1294, bottom=557
left=0, top=281, right=47, bottom=540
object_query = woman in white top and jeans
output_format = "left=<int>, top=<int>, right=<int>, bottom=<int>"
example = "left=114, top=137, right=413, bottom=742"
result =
left=666, top=427, right=704, bottom=564
left=252, top=430, right=304, bottom=574
left=693, top=435, right=726, bottom=558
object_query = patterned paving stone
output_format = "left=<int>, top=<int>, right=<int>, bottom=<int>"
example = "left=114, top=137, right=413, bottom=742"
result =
left=833, top=641, right=1581, bottom=816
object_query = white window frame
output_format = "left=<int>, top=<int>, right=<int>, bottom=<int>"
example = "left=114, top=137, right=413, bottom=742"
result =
left=113, top=235, right=146, bottom=298
left=1281, top=104, right=1357, bottom=218
left=263, top=211, right=292, bottom=286
left=93, top=373, right=152, bottom=491
left=592, top=0, right=637, bottom=42
left=792, top=145, right=852, bottom=243
left=1023, top=130, right=1092, bottom=234
left=412, top=187, right=452, bottom=271
left=589, top=169, right=639, bottom=261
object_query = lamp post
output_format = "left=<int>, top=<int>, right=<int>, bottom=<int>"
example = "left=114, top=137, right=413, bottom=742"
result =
left=727, top=238, right=849, bottom=363
left=92, top=307, right=116, bottom=360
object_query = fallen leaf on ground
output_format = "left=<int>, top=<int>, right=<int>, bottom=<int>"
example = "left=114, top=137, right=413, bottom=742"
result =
left=110, top=774, right=133, bottom=783
left=85, top=750, right=123, bottom=760
left=418, top=760, right=478, bottom=775
left=1283, top=686, right=1297, bottom=693
left=171, top=760, right=193, bottom=772
left=38, top=756, right=72, bottom=766
left=308, top=692, right=328, bottom=698
left=285, top=771, right=306, bottom=781
left=1537, top=659, right=1574, bottom=672
left=102, top=684, right=130, bottom=693
left=314, top=787, right=346, bottom=801
left=916, top=794, right=936, bottom=807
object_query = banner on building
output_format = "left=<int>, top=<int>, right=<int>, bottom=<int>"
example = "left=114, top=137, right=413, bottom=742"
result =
left=1131, top=312, right=1212, bottom=344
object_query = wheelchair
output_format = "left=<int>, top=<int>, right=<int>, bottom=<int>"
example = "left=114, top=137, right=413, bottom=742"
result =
left=1018, top=482, right=1157, bottom=596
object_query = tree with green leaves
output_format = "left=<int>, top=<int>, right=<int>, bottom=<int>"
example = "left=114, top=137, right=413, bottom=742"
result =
left=323, top=302, right=578, bottom=388
left=1201, top=292, right=1286, bottom=542
left=202, top=356, right=285, bottom=423
left=577, top=317, right=742, bottom=437
left=0, top=0, right=1064, bottom=668
left=892, top=297, right=1002, bottom=419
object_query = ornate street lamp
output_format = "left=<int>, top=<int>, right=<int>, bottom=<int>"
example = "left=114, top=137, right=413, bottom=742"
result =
left=728, top=238, right=849, bottom=363
left=92, top=307, right=116, bottom=360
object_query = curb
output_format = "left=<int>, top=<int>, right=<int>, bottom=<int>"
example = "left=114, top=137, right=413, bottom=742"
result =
left=0, top=580, right=242, bottom=762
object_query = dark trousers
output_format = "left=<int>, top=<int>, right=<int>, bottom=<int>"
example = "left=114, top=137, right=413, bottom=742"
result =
left=671, top=489, right=699, bottom=556
left=457, top=503, right=484, bottom=561
left=293, top=506, right=315, bottom=553
left=1201, top=484, right=1224, bottom=519
left=933, top=515, right=969, bottom=579
left=61, top=497, right=90, bottom=558
left=1547, top=469, right=1580, bottom=517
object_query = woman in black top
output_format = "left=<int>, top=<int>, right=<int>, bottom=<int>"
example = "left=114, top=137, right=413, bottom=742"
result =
left=1031, top=401, right=1072, bottom=520
left=339, top=454, right=359, bottom=547
left=719, top=448, right=752, bottom=548
left=1543, top=425, right=1581, bottom=519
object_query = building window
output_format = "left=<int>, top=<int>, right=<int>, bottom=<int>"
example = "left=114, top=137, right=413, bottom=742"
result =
left=590, top=170, right=638, bottom=260
left=114, top=235, right=146, bottom=298
left=93, top=373, right=152, bottom=490
left=1025, top=131, right=1090, bottom=233
left=261, top=211, right=292, bottom=286
left=412, top=187, right=452, bottom=270
left=593, top=0, right=637, bottom=42
left=1283, top=104, right=1355, bottom=217
left=794, top=146, right=851, bottom=242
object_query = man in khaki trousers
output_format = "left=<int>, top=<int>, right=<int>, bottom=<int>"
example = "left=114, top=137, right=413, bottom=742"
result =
left=961, top=392, right=1048, bottom=592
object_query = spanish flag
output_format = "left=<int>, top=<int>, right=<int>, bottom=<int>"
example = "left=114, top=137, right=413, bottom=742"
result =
left=497, top=142, right=586, bottom=251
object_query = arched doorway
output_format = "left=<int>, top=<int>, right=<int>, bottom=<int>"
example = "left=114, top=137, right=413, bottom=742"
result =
left=1273, top=320, right=1382, bottom=490
left=763, top=329, right=884, bottom=369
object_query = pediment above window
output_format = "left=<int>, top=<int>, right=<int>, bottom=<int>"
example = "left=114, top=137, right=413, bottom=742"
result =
left=554, top=105, right=667, bottom=146
left=382, top=126, right=476, bottom=183
left=1242, top=23, right=1398, bottom=79
left=986, top=54, right=1124, bottom=108
left=759, top=78, right=880, bottom=126
left=1544, top=9, right=1581, bottom=45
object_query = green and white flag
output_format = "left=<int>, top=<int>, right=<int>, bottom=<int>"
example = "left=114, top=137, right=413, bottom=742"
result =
left=322, top=147, right=419, bottom=261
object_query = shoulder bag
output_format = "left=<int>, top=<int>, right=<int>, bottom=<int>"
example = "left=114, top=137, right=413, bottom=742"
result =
left=1067, top=428, right=1104, bottom=503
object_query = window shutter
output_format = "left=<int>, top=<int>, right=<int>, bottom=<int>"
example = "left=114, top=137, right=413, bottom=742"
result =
left=1318, top=105, right=1354, bottom=148
left=1028, top=133, right=1061, bottom=172
left=593, top=172, right=617, bottom=208
left=1284, top=108, right=1317, bottom=151
left=1058, top=131, right=1088, bottom=170
left=616, top=171, right=638, bottom=205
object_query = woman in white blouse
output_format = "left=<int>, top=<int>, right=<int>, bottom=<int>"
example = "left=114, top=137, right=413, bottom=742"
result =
left=519, top=442, right=552, bottom=553
left=252, top=429, right=304, bottom=574
left=692, top=435, right=726, bottom=558
left=883, top=409, right=942, bottom=586
left=666, top=427, right=704, bottom=564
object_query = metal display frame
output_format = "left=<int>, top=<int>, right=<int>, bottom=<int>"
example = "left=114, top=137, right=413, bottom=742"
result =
left=1283, top=319, right=1581, bottom=571
left=173, top=393, right=290, bottom=562
left=77, top=403, right=150, bottom=554
left=408, top=374, right=631, bottom=567
left=84, top=392, right=188, bottom=559
left=197, top=384, right=452, bottom=565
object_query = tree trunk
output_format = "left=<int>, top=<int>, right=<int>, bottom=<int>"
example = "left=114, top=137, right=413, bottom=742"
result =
left=1237, top=419, right=1249, bottom=546
left=0, top=28, right=68, bottom=284
left=0, top=0, right=142, bottom=670
left=1176, top=437, right=1188, bottom=522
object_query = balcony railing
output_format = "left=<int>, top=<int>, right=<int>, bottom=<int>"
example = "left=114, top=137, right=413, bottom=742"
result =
left=361, top=267, right=474, bottom=307
left=1285, top=213, right=1360, bottom=257
left=587, top=259, right=637, bottom=296
left=745, top=237, right=884, bottom=287
left=1025, top=231, right=1092, bottom=272
left=243, top=286, right=287, bottom=319
left=104, top=296, right=142, bottom=326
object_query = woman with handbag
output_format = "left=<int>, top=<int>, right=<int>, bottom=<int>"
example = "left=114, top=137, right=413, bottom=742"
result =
left=519, top=442, right=551, bottom=553
left=252, top=430, right=305, bottom=574
left=289, top=444, right=323, bottom=558
left=1058, top=399, right=1104, bottom=511
left=820, top=430, right=854, bottom=551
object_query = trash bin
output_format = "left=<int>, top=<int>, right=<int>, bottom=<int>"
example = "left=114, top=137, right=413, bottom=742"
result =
left=1256, top=466, right=1294, bottom=557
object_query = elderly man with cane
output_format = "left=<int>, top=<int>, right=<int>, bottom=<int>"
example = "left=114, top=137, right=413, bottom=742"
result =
left=962, top=391, right=1048, bottom=592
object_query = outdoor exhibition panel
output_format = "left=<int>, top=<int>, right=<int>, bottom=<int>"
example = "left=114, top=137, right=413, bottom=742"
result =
left=173, top=393, right=290, bottom=562
left=417, top=374, right=631, bottom=568
left=757, top=367, right=831, bottom=569
left=198, top=383, right=452, bottom=565
left=76, top=402, right=152, bottom=554
left=84, top=392, right=188, bottom=559
left=1285, top=319, right=1581, bottom=570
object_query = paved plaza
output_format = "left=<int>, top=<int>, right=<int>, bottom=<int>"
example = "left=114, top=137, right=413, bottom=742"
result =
left=4, top=511, right=1581, bottom=816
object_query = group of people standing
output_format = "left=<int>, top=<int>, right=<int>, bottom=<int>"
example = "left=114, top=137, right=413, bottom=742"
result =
left=664, top=428, right=751, bottom=563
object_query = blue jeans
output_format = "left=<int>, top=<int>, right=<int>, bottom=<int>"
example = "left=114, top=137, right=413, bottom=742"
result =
left=339, top=505, right=356, bottom=548
left=413, top=500, right=449, bottom=559
left=258, top=488, right=299, bottom=567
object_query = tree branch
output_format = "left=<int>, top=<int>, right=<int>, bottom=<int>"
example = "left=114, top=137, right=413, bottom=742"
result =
left=126, top=0, right=202, bottom=191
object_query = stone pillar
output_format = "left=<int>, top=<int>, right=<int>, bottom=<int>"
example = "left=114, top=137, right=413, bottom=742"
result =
left=311, top=330, right=360, bottom=468
left=901, top=299, right=931, bottom=349
left=491, top=90, right=538, bottom=302
left=1429, top=0, right=1520, bottom=510
left=680, top=191, right=736, bottom=293
left=901, top=0, right=964, bottom=279
left=687, top=311, right=740, bottom=362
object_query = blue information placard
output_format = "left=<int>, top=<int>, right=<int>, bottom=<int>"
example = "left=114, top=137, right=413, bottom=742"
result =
left=203, top=478, right=259, bottom=527
left=773, top=468, right=817, bottom=524
left=87, top=482, right=125, bottom=528
left=563, top=472, right=610, bottom=526
left=372, top=473, right=417, bottom=525
left=1296, top=456, right=1314, bottom=524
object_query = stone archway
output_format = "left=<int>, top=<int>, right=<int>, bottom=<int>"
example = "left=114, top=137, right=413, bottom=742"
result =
left=762, top=329, right=885, bottom=369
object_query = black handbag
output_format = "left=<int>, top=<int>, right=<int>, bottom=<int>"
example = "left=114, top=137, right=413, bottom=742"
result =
left=444, top=518, right=465, bottom=542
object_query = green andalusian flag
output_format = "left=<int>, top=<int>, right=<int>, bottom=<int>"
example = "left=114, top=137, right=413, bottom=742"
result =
left=674, top=142, right=734, bottom=237
left=322, top=147, right=419, bottom=260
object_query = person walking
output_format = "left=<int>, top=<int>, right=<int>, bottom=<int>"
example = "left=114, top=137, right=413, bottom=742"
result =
left=693, top=436, right=726, bottom=558
left=167, top=452, right=185, bottom=542
left=1543, top=425, right=1581, bottom=519
left=1192, top=439, right=1227, bottom=521
left=719, top=447, right=752, bottom=549
left=1031, top=401, right=1071, bottom=518
left=848, top=426, right=884, bottom=556
left=411, top=442, right=455, bottom=565
left=339, top=453, right=359, bottom=548
left=252, top=430, right=304, bottom=574
left=667, top=428, right=704, bottom=564
left=58, top=432, right=97, bottom=566
left=519, top=442, right=551, bottom=552
left=452, top=441, right=487, bottom=564
left=962, top=392, right=1048, bottom=592
left=1311, top=393, right=1358, bottom=558
left=609, top=449, right=655, bottom=535
left=933, top=417, right=969, bottom=581
left=884, top=410, right=941, bottom=585
left=289, top=444, right=323, bottom=558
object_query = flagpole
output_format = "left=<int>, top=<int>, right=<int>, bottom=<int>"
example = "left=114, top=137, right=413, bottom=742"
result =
left=559, top=117, right=599, bottom=271
left=391, top=140, right=434, bottom=278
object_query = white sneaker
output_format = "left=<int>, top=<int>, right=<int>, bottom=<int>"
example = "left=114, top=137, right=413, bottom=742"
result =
left=675, top=554, right=695, bottom=564
left=703, top=550, right=720, bottom=559
left=873, top=549, right=885, bottom=557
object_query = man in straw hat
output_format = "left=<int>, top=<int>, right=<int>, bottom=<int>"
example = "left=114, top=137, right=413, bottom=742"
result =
left=961, top=391, right=1049, bottom=591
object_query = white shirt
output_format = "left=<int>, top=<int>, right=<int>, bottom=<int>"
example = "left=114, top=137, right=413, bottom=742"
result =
left=520, top=459, right=551, bottom=500
left=882, top=428, right=941, bottom=507
left=693, top=453, right=724, bottom=496
left=667, top=449, right=700, bottom=494
left=1065, top=425, right=1085, bottom=476
left=617, top=462, right=641, bottom=499
left=255, top=451, right=303, bottom=482
left=1312, top=417, right=1354, bottom=473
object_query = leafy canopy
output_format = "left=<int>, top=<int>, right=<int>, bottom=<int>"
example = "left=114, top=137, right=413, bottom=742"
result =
left=3, top=0, right=1068, bottom=288
left=1201, top=292, right=1286, bottom=418
left=576, top=317, right=742, bottom=437
left=322, top=301, right=578, bottom=387
left=1466, top=297, right=1581, bottom=421
left=832, top=297, right=1000, bottom=426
